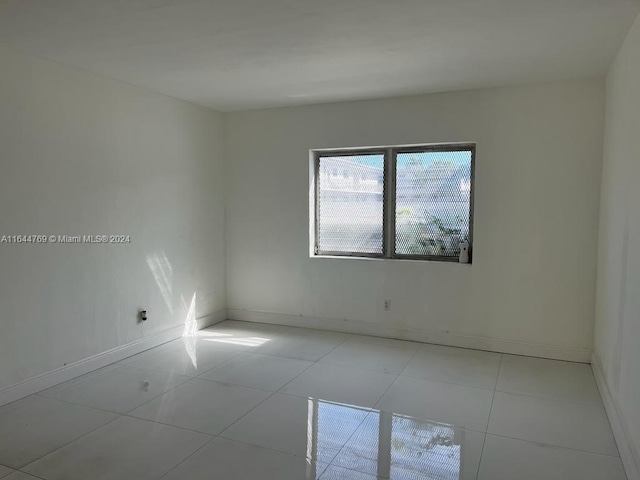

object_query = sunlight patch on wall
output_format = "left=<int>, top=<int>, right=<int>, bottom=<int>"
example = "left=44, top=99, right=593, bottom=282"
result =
left=181, top=292, right=198, bottom=369
left=146, top=253, right=173, bottom=313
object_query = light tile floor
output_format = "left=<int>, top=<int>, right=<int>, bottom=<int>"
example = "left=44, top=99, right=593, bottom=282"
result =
left=0, top=321, right=627, bottom=480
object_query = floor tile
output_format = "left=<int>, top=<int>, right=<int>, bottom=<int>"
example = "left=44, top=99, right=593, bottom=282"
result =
left=199, top=352, right=313, bottom=390
left=42, top=365, right=190, bottom=413
left=1, top=322, right=620, bottom=480
left=376, top=376, right=494, bottom=432
left=497, top=355, right=602, bottom=406
left=280, top=363, right=396, bottom=408
left=488, top=392, right=618, bottom=455
left=401, top=344, right=501, bottom=389
left=477, top=434, right=627, bottom=480
left=0, top=465, right=13, bottom=478
left=23, top=416, right=211, bottom=480
left=0, top=396, right=40, bottom=417
left=124, top=338, right=242, bottom=376
left=38, top=363, right=123, bottom=397
left=129, top=378, right=271, bottom=435
left=254, top=329, right=349, bottom=361
left=320, top=465, right=381, bottom=479
left=199, top=321, right=287, bottom=350
left=0, top=396, right=117, bottom=468
left=221, top=393, right=369, bottom=464
left=110, top=338, right=181, bottom=367
left=3, top=473, right=41, bottom=480
left=162, top=437, right=328, bottom=480
left=40, top=340, right=182, bottom=398
left=320, top=339, right=416, bottom=374
left=333, top=410, right=484, bottom=480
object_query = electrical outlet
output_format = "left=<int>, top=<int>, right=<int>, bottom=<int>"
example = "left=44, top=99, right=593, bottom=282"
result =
left=384, top=300, right=391, bottom=311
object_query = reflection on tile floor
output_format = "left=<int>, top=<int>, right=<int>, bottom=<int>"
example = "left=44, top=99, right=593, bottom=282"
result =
left=332, top=411, right=484, bottom=479
left=0, top=321, right=627, bottom=479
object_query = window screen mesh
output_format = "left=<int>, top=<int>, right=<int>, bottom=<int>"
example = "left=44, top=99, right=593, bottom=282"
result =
left=395, top=149, right=472, bottom=257
left=333, top=411, right=464, bottom=479
left=317, top=154, right=384, bottom=254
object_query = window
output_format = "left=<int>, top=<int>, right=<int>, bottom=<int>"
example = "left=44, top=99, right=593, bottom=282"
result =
left=312, top=144, right=474, bottom=262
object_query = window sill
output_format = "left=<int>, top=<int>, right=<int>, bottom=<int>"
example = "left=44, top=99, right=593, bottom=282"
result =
left=310, top=254, right=472, bottom=265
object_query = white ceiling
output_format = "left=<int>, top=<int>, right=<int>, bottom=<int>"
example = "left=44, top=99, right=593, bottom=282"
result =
left=1, top=0, right=638, bottom=111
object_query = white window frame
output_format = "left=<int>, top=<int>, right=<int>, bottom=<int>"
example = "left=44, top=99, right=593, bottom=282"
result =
left=310, top=143, right=475, bottom=263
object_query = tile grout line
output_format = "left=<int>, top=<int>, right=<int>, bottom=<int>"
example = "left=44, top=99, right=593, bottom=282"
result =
left=326, top=374, right=402, bottom=475
left=35, top=347, right=254, bottom=416
left=194, top=330, right=353, bottom=384
left=33, top=392, right=131, bottom=417
left=232, top=321, right=594, bottom=371
left=269, top=333, right=354, bottom=394
left=483, top=432, right=625, bottom=459
left=314, top=333, right=356, bottom=362
left=71, top=368, right=195, bottom=417
left=20, top=404, right=220, bottom=477
left=192, top=349, right=268, bottom=380
left=210, top=331, right=353, bottom=365
left=325, top=396, right=394, bottom=467
left=210, top=431, right=340, bottom=472
left=120, top=413, right=218, bottom=437
left=474, top=353, right=503, bottom=480
left=36, top=339, right=186, bottom=399
left=372, top=342, right=441, bottom=413
left=15, top=471, right=47, bottom=480
left=1, top=396, right=125, bottom=472
left=211, top=432, right=335, bottom=469
left=191, top=360, right=329, bottom=470
left=211, top=346, right=325, bottom=438
left=272, top=353, right=323, bottom=393
left=211, top=332, right=371, bottom=469
left=189, top=374, right=292, bottom=394
left=17, top=414, right=124, bottom=474
left=26, top=340, right=267, bottom=463
left=157, top=436, right=218, bottom=480
left=393, top=372, right=497, bottom=392
left=326, top=463, right=388, bottom=479
left=387, top=340, right=423, bottom=388
left=325, top=413, right=385, bottom=477
left=121, top=375, right=242, bottom=417
left=322, top=346, right=428, bottom=476
left=491, top=388, right=606, bottom=409
left=115, top=347, right=249, bottom=416
left=318, top=341, right=423, bottom=376
left=322, top=348, right=424, bottom=475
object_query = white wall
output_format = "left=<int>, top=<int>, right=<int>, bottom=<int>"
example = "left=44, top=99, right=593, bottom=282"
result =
left=594, top=13, right=640, bottom=480
left=0, top=45, right=226, bottom=392
left=225, top=80, right=604, bottom=361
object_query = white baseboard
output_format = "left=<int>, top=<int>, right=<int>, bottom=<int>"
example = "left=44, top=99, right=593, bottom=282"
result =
left=592, top=352, right=640, bottom=480
left=0, top=309, right=226, bottom=408
left=227, top=308, right=592, bottom=363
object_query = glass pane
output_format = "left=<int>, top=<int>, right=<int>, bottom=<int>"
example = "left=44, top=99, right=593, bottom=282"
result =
left=332, top=410, right=465, bottom=479
left=395, top=149, right=472, bottom=257
left=318, top=153, right=384, bottom=254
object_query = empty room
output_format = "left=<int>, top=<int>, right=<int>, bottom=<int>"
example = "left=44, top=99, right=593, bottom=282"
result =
left=1, top=1, right=639, bottom=479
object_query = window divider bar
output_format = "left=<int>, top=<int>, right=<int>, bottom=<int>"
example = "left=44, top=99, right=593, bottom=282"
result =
left=385, top=148, right=397, bottom=259
left=313, top=151, right=321, bottom=255
left=468, top=145, right=476, bottom=258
